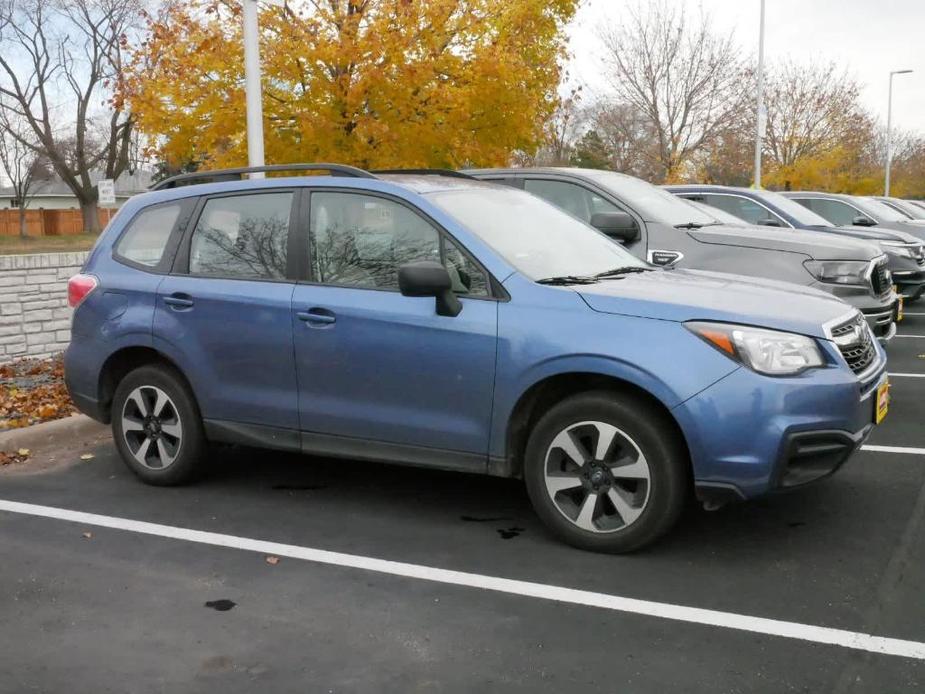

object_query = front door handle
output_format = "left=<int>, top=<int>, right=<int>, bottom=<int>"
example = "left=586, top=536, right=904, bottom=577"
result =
left=297, top=308, right=336, bottom=326
left=164, top=294, right=194, bottom=309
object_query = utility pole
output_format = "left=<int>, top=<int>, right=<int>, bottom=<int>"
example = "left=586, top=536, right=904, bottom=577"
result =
left=753, top=0, right=766, bottom=189
left=242, top=0, right=266, bottom=176
left=885, top=69, right=913, bottom=196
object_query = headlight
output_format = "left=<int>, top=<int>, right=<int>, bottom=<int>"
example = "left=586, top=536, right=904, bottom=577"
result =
left=880, top=241, right=921, bottom=259
left=803, top=259, right=871, bottom=285
left=686, top=322, right=825, bottom=375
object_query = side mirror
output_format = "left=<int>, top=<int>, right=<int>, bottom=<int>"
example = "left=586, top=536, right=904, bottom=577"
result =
left=757, top=218, right=782, bottom=227
left=590, top=212, right=639, bottom=243
left=852, top=215, right=876, bottom=227
left=398, top=261, right=462, bottom=317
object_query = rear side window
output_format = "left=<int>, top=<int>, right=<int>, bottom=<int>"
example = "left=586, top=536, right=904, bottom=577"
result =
left=114, top=203, right=182, bottom=267
left=190, top=193, right=293, bottom=280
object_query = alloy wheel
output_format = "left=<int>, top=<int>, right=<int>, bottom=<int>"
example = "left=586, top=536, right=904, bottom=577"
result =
left=543, top=420, right=652, bottom=533
left=121, top=385, right=183, bottom=470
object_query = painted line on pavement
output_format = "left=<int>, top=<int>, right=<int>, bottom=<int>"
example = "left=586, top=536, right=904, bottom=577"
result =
left=889, top=372, right=925, bottom=378
left=0, top=499, right=923, bottom=661
left=893, top=334, right=925, bottom=338
left=862, top=445, right=925, bottom=455
left=902, top=312, right=925, bottom=316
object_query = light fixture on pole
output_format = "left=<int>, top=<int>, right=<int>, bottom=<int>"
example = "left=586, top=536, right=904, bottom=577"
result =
left=753, top=0, right=766, bottom=189
left=885, top=68, right=913, bottom=196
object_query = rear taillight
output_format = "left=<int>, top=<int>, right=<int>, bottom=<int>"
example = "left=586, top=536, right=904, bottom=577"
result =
left=68, top=273, right=98, bottom=308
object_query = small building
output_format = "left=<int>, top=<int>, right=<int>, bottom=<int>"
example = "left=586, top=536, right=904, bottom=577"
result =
left=0, top=171, right=153, bottom=210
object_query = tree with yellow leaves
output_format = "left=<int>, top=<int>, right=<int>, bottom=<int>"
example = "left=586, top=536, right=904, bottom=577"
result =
left=124, top=0, right=578, bottom=174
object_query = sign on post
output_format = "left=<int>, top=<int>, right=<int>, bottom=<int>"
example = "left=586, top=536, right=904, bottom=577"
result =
left=97, top=179, right=116, bottom=206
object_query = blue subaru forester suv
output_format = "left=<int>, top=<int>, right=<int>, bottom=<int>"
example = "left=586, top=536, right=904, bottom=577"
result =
left=65, top=165, right=889, bottom=552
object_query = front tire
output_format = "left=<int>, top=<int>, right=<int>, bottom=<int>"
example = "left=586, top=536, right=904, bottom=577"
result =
left=111, top=364, right=206, bottom=486
left=524, top=391, right=688, bottom=553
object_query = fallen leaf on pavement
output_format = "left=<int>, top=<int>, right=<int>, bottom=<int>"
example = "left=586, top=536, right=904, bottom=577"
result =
left=0, top=449, right=30, bottom=466
left=265, top=556, right=280, bottom=565
left=17, top=448, right=30, bottom=456
left=80, top=453, right=94, bottom=461
left=82, top=532, right=92, bottom=539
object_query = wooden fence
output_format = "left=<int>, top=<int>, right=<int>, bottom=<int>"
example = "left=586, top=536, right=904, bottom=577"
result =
left=0, top=207, right=116, bottom=236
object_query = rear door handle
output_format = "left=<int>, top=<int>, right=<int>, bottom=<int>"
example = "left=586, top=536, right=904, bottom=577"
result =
left=164, top=294, right=194, bottom=309
left=297, top=308, right=336, bottom=326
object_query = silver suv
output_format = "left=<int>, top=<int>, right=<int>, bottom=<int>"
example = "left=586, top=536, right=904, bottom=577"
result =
left=469, top=168, right=897, bottom=340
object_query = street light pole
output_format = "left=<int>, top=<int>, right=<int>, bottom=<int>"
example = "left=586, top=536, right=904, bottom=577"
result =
left=242, top=0, right=265, bottom=176
left=885, top=69, right=913, bottom=196
left=753, top=0, right=766, bottom=189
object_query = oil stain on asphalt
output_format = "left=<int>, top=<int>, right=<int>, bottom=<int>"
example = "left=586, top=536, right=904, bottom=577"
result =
left=204, top=599, right=237, bottom=612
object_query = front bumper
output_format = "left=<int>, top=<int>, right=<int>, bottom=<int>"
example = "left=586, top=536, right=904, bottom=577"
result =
left=673, top=341, right=887, bottom=500
left=891, top=269, right=925, bottom=301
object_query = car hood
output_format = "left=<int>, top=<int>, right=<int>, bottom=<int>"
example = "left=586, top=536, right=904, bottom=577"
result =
left=688, top=224, right=878, bottom=260
left=576, top=268, right=852, bottom=338
left=806, top=224, right=922, bottom=245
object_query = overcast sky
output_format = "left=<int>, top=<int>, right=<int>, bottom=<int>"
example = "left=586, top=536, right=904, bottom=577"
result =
left=567, top=0, right=925, bottom=132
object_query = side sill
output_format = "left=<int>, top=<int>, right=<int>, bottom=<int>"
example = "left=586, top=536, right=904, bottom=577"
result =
left=203, top=419, right=301, bottom=453
left=300, top=430, right=487, bottom=475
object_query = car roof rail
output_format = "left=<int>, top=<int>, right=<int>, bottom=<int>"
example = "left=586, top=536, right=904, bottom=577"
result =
left=150, top=163, right=379, bottom=191
left=370, top=168, right=478, bottom=180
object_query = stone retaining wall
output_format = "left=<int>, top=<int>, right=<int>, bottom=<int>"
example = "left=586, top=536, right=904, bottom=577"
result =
left=0, top=252, right=89, bottom=361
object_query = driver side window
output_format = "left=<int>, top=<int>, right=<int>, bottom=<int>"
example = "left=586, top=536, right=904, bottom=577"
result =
left=523, top=179, right=622, bottom=225
left=705, top=195, right=783, bottom=226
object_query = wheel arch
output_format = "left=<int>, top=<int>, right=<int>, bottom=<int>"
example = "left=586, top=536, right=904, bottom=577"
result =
left=497, top=371, right=692, bottom=481
left=96, top=346, right=196, bottom=424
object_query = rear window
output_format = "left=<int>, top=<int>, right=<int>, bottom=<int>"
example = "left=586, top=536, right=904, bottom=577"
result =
left=114, top=203, right=182, bottom=267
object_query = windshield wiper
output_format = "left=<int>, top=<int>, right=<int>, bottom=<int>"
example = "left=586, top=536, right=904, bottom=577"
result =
left=592, top=266, right=654, bottom=279
left=536, top=275, right=599, bottom=286
left=674, top=221, right=704, bottom=229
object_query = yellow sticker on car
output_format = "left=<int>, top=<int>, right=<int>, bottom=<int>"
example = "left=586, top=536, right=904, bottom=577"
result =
left=875, top=380, right=890, bottom=424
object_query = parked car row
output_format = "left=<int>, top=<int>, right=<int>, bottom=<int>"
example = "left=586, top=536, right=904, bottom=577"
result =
left=469, top=169, right=902, bottom=339
left=65, top=164, right=892, bottom=554
left=665, top=185, right=925, bottom=305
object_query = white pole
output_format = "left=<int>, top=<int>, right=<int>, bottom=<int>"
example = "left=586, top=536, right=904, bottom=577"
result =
left=753, top=0, right=765, bottom=189
left=886, top=69, right=913, bottom=197
left=242, top=0, right=265, bottom=176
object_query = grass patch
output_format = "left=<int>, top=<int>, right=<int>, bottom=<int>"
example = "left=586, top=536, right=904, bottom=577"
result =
left=0, top=233, right=98, bottom=255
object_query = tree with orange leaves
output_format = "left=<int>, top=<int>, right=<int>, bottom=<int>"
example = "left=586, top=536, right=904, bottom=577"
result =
left=124, top=0, right=578, bottom=174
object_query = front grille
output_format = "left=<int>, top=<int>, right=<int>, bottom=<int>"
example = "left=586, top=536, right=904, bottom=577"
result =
left=832, top=314, right=877, bottom=375
left=870, top=261, right=891, bottom=296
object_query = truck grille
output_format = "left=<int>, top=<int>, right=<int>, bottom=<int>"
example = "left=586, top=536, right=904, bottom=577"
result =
left=870, top=260, right=891, bottom=296
left=831, top=314, right=876, bottom=375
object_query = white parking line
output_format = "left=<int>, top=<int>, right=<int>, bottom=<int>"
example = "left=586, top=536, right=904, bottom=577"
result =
left=1, top=499, right=923, bottom=661
left=902, top=312, right=925, bottom=316
left=861, top=445, right=925, bottom=455
left=894, top=334, right=925, bottom=338
left=889, top=373, right=925, bottom=378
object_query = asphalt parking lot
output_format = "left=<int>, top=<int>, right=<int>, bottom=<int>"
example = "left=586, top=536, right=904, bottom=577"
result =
left=2, top=316, right=925, bottom=693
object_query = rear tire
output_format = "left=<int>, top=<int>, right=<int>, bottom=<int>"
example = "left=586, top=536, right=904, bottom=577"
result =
left=524, top=390, right=688, bottom=553
left=111, top=364, right=206, bottom=486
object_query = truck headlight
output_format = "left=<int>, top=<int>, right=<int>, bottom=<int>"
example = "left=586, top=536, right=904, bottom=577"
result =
left=686, top=322, right=825, bottom=376
left=803, top=259, right=871, bottom=286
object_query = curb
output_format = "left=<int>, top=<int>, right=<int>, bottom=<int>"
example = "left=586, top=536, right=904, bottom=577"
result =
left=0, top=415, right=109, bottom=453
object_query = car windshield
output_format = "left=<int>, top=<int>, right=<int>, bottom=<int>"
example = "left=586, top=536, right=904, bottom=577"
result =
left=583, top=171, right=716, bottom=227
left=755, top=190, right=834, bottom=226
left=428, top=187, right=648, bottom=280
left=861, top=197, right=920, bottom=221
left=884, top=199, right=925, bottom=219
left=857, top=197, right=912, bottom=222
